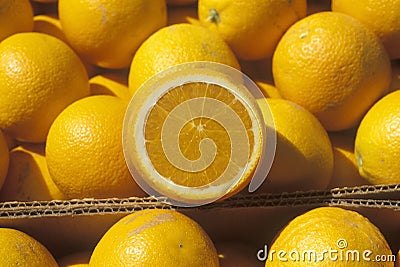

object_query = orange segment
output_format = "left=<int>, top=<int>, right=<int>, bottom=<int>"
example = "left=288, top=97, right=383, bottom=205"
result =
left=123, top=62, right=269, bottom=205
left=144, top=82, right=253, bottom=188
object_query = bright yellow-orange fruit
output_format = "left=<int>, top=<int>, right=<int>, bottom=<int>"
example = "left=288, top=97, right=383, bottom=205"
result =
left=273, top=12, right=391, bottom=131
left=59, top=0, right=167, bottom=69
left=0, top=143, right=65, bottom=201
left=198, top=0, right=307, bottom=60
left=142, top=83, right=262, bottom=200
left=256, top=98, right=333, bottom=193
left=0, top=0, right=33, bottom=41
left=89, top=209, right=219, bottom=267
left=0, top=130, right=9, bottom=190
left=9, top=213, right=126, bottom=260
left=0, top=32, right=90, bottom=143
left=46, top=95, right=145, bottom=199
left=332, top=0, right=400, bottom=59
left=0, top=228, right=58, bottom=267
left=128, top=23, right=240, bottom=94
left=266, top=207, right=393, bottom=266
left=33, top=14, right=98, bottom=77
left=125, top=62, right=264, bottom=204
left=355, top=90, right=400, bottom=185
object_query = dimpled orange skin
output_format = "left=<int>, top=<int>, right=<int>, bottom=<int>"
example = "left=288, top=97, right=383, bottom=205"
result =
left=0, top=0, right=33, bottom=41
left=32, top=15, right=100, bottom=78
left=45, top=95, right=145, bottom=199
left=0, top=32, right=90, bottom=143
left=0, top=228, right=58, bottom=267
left=332, top=0, right=400, bottom=59
left=89, top=209, right=219, bottom=267
left=266, top=207, right=393, bottom=267
left=355, top=90, right=400, bottom=185
left=198, top=0, right=307, bottom=60
left=273, top=12, right=391, bottom=131
left=58, top=0, right=167, bottom=69
left=128, top=23, right=240, bottom=95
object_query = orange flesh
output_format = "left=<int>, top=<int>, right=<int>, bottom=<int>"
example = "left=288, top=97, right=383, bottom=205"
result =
left=144, top=82, right=255, bottom=187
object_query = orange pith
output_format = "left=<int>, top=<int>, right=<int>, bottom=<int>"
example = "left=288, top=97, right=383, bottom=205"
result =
left=144, top=82, right=256, bottom=188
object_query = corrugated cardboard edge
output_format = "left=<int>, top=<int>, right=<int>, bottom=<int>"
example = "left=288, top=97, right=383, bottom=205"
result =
left=0, top=183, right=398, bottom=218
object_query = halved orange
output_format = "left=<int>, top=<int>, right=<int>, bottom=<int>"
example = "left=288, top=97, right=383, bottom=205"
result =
left=123, top=62, right=274, bottom=206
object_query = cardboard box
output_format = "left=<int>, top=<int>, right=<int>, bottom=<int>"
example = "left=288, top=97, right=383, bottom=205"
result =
left=0, top=183, right=398, bottom=259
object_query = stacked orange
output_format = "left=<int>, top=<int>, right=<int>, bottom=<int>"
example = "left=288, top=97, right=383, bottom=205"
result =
left=0, top=0, right=398, bottom=265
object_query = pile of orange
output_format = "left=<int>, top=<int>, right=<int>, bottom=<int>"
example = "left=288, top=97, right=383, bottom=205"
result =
left=0, top=0, right=399, bottom=266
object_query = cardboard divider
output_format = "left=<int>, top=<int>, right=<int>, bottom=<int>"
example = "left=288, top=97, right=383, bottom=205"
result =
left=0, top=196, right=172, bottom=218
left=0, top=183, right=398, bottom=218
left=0, top=183, right=397, bottom=259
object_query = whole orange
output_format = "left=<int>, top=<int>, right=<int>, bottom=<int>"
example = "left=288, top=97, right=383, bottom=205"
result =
left=128, top=23, right=240, bottom=94
left=273, top=12, right=391, bottom=131
left=198, top=0, right=307, bottom=60
left=46, top=95, right=145, bottom=199
left=0, top=32, right=89, bottom=142
left=266, top=207, right=393, bottom=266
left=59, top=0, right=167, bottom=69
left=332, top=0, right=400, bottom=59
left=355, top=90, right=400, bottom=185
left=89, top=209, right=219, bottom=266
left=256, top=98, right=333, bottom=193
left=0, top=228, right=58, bottom=267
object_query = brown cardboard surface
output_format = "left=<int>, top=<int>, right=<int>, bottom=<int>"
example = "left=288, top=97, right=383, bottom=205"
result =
left=0, top=183, right=397, bottom=219
left=0, top=204, right=397, bottom=260
left=0, top=183, right=397, bottom=258
left=0, top=196, right=172, bottom=218
left=201, top=183, right=400, bottom=210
